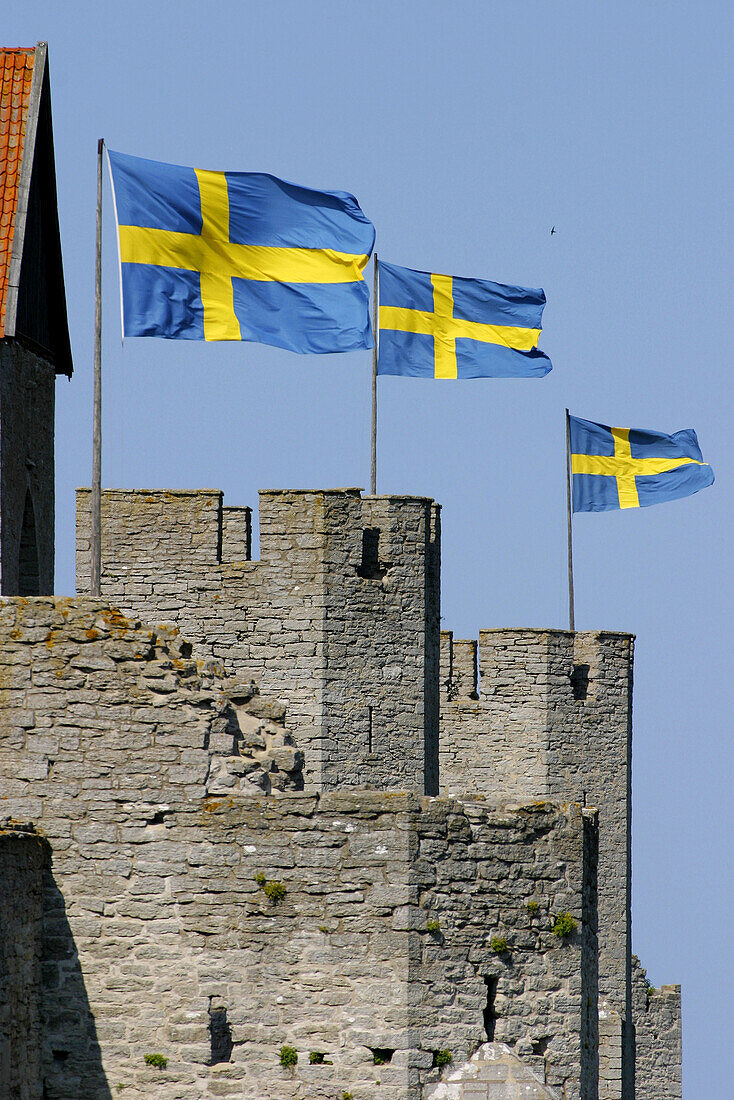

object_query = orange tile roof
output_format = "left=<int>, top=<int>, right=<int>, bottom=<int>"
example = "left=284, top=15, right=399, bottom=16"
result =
left=0, top=47, right=35, bottom=336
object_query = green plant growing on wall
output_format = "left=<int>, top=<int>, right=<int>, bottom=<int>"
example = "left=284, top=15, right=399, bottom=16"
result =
left=526, top=900, right=539, bottom=915
left=143, top=1053, right=168, bottom=1069
left=264, top=880, right=287, bottom=902
left=490, top=936, right=509, bottom=955
left=433, top=1049, right=452, bottom=1068
left=280, top=1045, right=298, bottom=1068
left=342, top=1092, right=354, bottom=1100
left=552, top=912, right=577, bottom=939
left=309, top=1051, right=332, bottom=1064
left=426, top=918, right=441, bottom=933
left=255, top=872, right=287, bottom=904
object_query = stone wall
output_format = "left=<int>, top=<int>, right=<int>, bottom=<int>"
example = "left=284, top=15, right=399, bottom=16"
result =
left=0, top=341, right=55, bottom=595
left=631, top=958, right=682, bottom=1100
left=439, top=628, right=633, bottom=1090
left=0, top=597, right=596, bottom=1100
left=0, top=824, right=48, bottom=1100
left=76, top=488, right=441, bottom=794
left=598, top=1000, right=622, bottom=1100
left=425, top=1043, right=563, bottom=1099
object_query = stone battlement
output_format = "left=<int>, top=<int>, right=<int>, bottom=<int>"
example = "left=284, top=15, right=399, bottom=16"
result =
left=76, top=488, right=441, bottom=795
left=440, top=628, right=634, bottom=1080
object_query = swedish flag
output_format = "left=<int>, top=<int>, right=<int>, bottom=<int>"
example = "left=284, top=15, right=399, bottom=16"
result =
left=570, top=415, right=714, bottom=512
left=377, top=260, right=551, bottom=378
left=108, top=150, right=375, bottom=353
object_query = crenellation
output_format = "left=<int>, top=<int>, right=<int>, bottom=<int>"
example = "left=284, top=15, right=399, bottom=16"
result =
left=76, top=486, right=441, bottom=796
left=440, top=627, right=634, bottom=1093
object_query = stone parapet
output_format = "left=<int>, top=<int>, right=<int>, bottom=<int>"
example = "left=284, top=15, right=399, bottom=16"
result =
left=631, top=958, right=682, bottom=1100
left=440, top=627, right=632, bottom=1085
left=76, top=488, right=441, bottom=794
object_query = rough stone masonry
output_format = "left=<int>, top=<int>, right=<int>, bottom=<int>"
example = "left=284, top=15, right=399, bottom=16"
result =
left=0, top=485, right=681, bottom=1099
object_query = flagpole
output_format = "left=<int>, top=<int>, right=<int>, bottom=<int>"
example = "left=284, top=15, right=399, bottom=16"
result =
left=565, top=407, right=575, bottom=632
left=370, top=253, right=378, bottom=494
left=90, top=138, right=104, bottom=597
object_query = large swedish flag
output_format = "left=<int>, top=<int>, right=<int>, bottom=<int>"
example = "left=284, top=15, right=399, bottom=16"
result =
left=377, top=260, right=551, bottom=378
left=108, top=150, right=375, bottom=352
left=570, top=415, right=714, bottom=512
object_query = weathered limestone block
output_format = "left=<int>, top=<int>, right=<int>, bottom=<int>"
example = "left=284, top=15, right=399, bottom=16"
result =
left=631, top=957, right=682, bottom=1100
left=598, top=1000, right=623, bottom=1100
left=425, top=1043, right=560, bottom=1099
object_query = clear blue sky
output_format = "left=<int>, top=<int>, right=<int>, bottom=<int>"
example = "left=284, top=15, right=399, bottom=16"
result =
left=9, top=2, right=733, bottom=1094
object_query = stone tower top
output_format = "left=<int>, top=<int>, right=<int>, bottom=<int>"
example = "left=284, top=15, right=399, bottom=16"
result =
left=76, top=486, right=442, bottom=795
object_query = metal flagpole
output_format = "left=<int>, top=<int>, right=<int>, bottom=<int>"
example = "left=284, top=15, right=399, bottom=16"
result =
left=565, top=407, right=575, bottom=632
left=90, top=138, right=104, bottom=597
left=370, top=254, right=378, bottom=494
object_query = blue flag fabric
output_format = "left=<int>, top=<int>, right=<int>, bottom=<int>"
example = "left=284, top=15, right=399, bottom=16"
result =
left=377, top=260, right=551, bottom=378
left=108, top=150, right=375, bottom=352
left=570, top=415, right=714, bottom=512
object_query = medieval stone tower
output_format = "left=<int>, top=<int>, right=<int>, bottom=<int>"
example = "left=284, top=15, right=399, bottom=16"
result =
left=0, top=41, right=682, bottom=1100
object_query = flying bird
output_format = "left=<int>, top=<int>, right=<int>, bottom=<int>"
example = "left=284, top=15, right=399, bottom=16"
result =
left=550, top=226, right=556, bottom=235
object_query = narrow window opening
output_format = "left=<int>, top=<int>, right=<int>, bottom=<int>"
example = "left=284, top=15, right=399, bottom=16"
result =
left=570, top=663, right=590, bottom=701
left=209, top=1004, right=233, bottom=1064
left=18, top=489, right=40, bottom=595
left=368, top=706, right=373, bottom=753
left=483, top=976, right=498, bottom=1040
left=356, top=527, right=388, bottom=579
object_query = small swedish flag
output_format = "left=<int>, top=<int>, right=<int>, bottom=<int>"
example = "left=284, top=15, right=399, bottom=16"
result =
left=377, top=260, right=551, bottom=379
left=570, top=415, right=714, bottom=512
